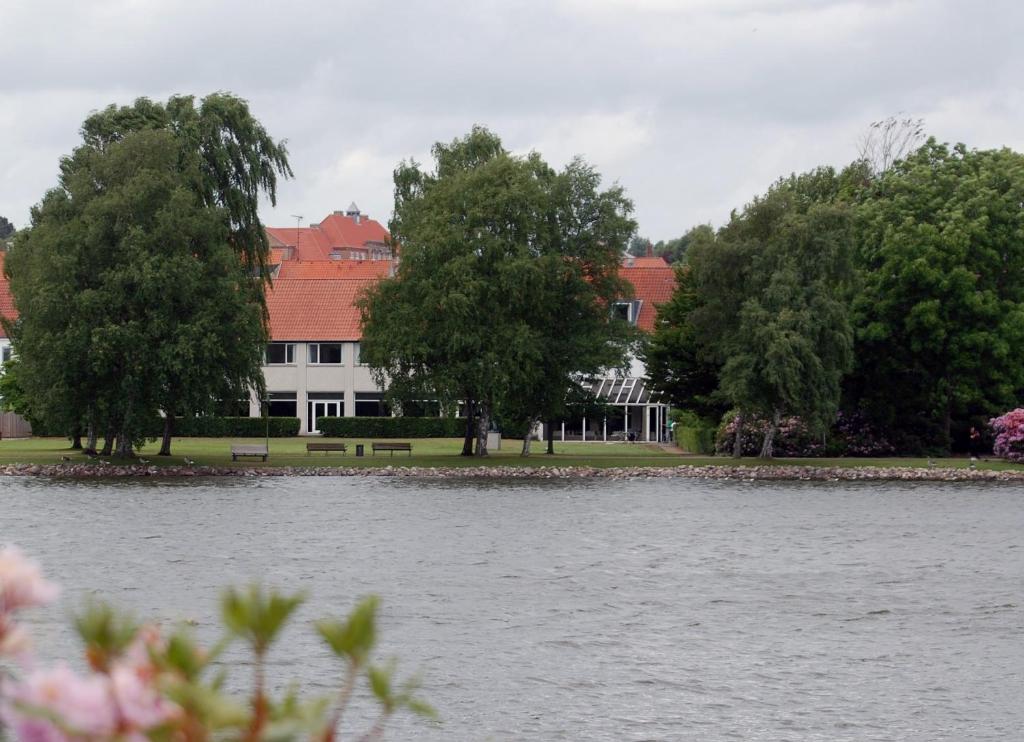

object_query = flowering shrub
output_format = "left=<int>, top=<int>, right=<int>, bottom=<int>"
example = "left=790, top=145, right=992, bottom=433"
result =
left=715, top=413, right=825, bottom=457
left=831, top=411, right=896, bottom=457
left=990, top=409, right=1024, bottom=462
left=0, top=546, right=433, bottom=741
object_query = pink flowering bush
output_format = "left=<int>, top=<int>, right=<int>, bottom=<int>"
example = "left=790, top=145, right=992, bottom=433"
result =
left=0, top=546, right=433, bottom=741
left=990, top=409, right=1024, bottom=462
left=715, top=413, right=825, bottom=457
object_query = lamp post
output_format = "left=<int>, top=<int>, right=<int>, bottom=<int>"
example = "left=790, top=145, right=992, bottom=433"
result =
left=261, top=400, right=269, bottom=457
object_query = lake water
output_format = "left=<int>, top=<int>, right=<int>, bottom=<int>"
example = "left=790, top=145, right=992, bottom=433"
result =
left=1, top=475, right=1022, bottom=740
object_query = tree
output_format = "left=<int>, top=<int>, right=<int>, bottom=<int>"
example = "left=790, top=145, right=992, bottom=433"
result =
left=4, top=126, right=267, bottom=456
left=849, top=140, right=1024, bottom=452
left=660, top=169, right=856, bottom=457
left=857, top=115, right=925, bottom=177
left=0, top=216, right=14, bottom=241
left=360, top=127, right=635, bottom=456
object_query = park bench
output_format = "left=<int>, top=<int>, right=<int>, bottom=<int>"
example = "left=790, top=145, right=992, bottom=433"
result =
left=306, top=442, right=347, bottom=456
left=231, top=444, right=269, bottom=462
left=371, top=441, right=412, bottom=456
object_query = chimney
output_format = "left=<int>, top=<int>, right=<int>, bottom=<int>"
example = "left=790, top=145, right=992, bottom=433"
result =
left=345, top=201, right=361, bottom=225
left=645, top=241, right=654, bottom=258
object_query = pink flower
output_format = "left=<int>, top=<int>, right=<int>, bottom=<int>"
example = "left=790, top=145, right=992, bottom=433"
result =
left=0, top=547, right=60, bottom=614
left=0, top=617, right=33, bottom=664
left=2, top=664, right=117, bottom=740
left=111, top=663, right=179, bottom=731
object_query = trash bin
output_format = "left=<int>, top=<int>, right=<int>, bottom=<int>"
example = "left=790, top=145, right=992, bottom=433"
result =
left=355, top=444, right=364, bottom=457
left=487, top=431, right=501, bottom=451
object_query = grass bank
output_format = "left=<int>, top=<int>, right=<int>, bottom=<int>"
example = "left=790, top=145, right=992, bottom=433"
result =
left=1, top=437, right=1021, bottom=473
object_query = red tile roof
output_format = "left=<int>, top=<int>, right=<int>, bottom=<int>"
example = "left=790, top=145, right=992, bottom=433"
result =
left=266, top=212, right=390, bottom=263
left=620, top=259, right=676, bottom=332
left=0, top=253, right=15, bottom=337
left=266, top=278, right=378, bottom=341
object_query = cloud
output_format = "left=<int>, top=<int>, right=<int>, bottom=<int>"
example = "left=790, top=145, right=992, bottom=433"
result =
left=1, top=0, right=1022, bottom=240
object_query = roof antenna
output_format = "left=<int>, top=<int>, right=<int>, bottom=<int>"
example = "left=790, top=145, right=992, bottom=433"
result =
left=291, top=214, right=303, bottom=258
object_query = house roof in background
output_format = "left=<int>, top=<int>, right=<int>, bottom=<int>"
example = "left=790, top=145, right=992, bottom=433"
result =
left=620, top=257, right=676, bottom=331
left=266, top=278, right=377, bottom=341
left=0, top=253, right=15, bottom=337
left=266, top=211, right=390, bottom=262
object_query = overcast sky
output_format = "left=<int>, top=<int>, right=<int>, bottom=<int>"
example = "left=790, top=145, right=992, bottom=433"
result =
left=1, top=0, right=1021, bottom=241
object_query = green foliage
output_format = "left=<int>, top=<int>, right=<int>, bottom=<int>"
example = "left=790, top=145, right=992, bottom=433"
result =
left=316, top=595, right=378, bottom=666
left=221, top=585, right=304, bottom=656
left=148, top=416, right=300, bottom=437
left=3, top=94, right=284, bottom=455
left=315, top=416, right=463, bottom=438
left=360, top=126, right=635, bottom=457
left=676, top=426, right=715, bottom=454
left=849, top=140, right=1024, bottom=450
left=73, top=599, right=139, bottom=671
left=629, top=225, right=714, bottom=263
left=0, top=215, right=14, bottom=240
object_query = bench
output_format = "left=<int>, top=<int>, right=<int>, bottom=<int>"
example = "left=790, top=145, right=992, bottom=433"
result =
left=371, top=441, right=412, bottom=456
left=231, top=444, right=269, bottom=462
left=306, top=442, right=347, bottom=456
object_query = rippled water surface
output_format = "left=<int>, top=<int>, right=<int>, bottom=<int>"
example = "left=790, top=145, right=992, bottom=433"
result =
left=2, top=475, right=1022, bottom=740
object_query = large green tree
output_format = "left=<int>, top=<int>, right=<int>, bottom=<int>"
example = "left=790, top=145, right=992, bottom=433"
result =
left=3, top=95, right=282, bottom=456
left=360, top=127, right=634, bottom=456
left=652, top=168, right=856, bottom=457
left=849, top=140, right=1024, bottom=451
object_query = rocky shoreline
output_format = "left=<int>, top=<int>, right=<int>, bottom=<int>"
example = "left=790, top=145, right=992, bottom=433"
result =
left=2, top=462, right=1023, bottom=482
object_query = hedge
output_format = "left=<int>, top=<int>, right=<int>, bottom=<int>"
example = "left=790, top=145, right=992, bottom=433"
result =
left=676, top=426, right=715, bottom=454
left=316, top=416, right=465, bottom=438
left=151, top=416, right=300, bottom=438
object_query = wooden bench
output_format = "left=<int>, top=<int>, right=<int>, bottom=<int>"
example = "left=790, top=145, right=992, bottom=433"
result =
left=231, top=444, right=268, bottom=462
left=371, top=441, right=412, bottom=456
left=306, top=442, right=347, bottom=456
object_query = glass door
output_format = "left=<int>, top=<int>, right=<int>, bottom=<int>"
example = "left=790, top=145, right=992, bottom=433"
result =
left=307, top=400, right=342, bottom=434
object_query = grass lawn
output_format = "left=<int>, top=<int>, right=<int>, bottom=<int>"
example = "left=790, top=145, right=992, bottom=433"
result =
left=1, top=436, right=1022, bottom=472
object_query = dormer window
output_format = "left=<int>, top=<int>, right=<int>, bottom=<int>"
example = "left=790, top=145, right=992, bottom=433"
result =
left=330, top=249, right=343, bottom=261
left=612, top=300, right=641, bottom=325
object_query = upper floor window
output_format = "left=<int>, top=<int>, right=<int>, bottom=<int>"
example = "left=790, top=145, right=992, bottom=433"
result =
left=309, top=343, right=343, bottom=365
left=265, top=343, right=295, bottom=365
left=353, top=342, right=367, bottom=366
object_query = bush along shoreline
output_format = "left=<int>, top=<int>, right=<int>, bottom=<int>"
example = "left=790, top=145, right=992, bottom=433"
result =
left=1, top=461, right=1022, bottom=482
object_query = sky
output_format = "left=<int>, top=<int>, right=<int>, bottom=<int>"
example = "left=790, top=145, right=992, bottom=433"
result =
left=1, top=0, right=1022, bottom=242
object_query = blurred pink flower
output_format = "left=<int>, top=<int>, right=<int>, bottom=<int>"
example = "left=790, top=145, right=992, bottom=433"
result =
left=2, top=664, right=117, bottom=740
left=111, top=663, right=179, bottom=731
left=0, top=547, right=60, bottom=614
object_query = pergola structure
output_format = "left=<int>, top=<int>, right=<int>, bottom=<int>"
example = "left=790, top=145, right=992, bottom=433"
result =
left=557, top=375, right=670, bottom=443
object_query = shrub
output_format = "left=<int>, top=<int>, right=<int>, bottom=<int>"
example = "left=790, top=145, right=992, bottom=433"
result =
left=715, top=412, right=825, bottom=457
left=990, top=408, right=1024, bottom=462
left=831, top=410, right=895, bottom=456
left=316, top=416, right=465, bottom=438
left=676, top=426, right=715, bottom=454
left=0, top=546, right=433, bottom=741
left=150, top=416, right=301, bottom=437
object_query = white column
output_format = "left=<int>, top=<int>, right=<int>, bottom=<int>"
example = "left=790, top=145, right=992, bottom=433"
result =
left=644, top=406, right=651, bottom=442
left=561, top=421, right=565, bottom=441
left=603, top=418, right=607, bottom=441
left=582, top=417, right=586, bottom=442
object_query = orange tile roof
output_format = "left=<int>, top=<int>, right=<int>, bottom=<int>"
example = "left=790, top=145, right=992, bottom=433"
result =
left=620, top=261, right=677, bottom=332
left=277, top=260, right=394, bottom=280
left=625, top=256, right=671, bottom=269
left=0, top=253, right=15, bottom=337
left=266, top=278, right=378, bottom=341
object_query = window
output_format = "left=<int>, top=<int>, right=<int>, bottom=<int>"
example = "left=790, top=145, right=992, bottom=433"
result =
left=266, top=392, right=297, bottom=417
left=309, top=343, right=343, bottom=365
left=353, top=342, right=366, bottom=366
left=355, top=392, right=389, bottom=417
left=1, top=345, right=11, bottom=363
left=265, top=343, right=295, bottom=365
left=612, top=300, right=641, bottom=326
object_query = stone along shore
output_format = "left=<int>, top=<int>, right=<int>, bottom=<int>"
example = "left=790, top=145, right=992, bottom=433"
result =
left=2, top=462, right=1023, bottom=482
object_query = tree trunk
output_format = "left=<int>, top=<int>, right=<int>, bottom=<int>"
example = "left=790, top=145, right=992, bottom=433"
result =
left=732, top=411, right=744, bottom=458
left=474, top=402, right=490, bottom=457
left=100, top=424, right=114, bottom=457
left=546, top=419, right=555, bottom=455
left=520, top=419, right=538, bottom=457
left=84, top=419, right=97, bottom=456
left=759, top=408, right=781, bottom=459
left=115, top=432, right=134, bottom=459
left=71, top=429, right=82, bottom=450
left=159, top=413, right=175, bottom=456
left=461, top=400, right=475, bottom=457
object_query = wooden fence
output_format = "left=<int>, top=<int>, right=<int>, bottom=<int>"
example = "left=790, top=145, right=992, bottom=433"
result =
left=0, top=411, right=32, bottom=439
